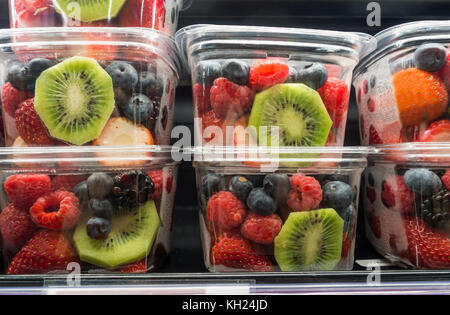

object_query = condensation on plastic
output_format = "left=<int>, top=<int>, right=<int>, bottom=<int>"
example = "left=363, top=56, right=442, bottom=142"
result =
left=9, top=0, right=190, bottom=36
left=0, top=145, right=179, bottom=274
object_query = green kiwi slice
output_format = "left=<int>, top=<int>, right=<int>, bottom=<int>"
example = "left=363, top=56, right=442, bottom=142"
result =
left=73, top=200, right=160, bottom=269
left=274, top=208, right=344, bottom=271
left=52, top=0, right=127, bottom=22
left=35, top=56, right=114, bottom=145
left=248, top=84, right=332, bottom=147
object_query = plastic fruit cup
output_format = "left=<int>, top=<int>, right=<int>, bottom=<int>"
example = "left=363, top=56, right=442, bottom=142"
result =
left=176, top=25, right=376, bottom=148
left=0, top=28, right=180, bottom=150
left=0, top=145, right=178, bottom=275
left=354, top=21, right=450, bottom=146
left=192, top=146, right=368, bottom=272
left=9, top=0, right=190, bottom=36
left=364, top=143, right=450, bottom=269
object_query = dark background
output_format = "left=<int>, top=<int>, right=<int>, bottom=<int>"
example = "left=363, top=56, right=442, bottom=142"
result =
left=1, top=0, right=450, bottom=274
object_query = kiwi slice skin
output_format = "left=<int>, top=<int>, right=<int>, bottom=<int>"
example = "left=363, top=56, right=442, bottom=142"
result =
left=73, top=200, right=160, bottom=270
left=248, top=83, right=332, bottom=147
left=52, top=0, right=127, bottom=22
left=274, top=208, right=344, bottom=272
left=35, top=56, right=115, bottom=146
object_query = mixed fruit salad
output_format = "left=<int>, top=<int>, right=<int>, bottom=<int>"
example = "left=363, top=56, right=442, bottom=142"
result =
left=198, top=171, right=359, bottom=272
left=192, top=58, right=350, bottom=147
left=365, top=166, right=450, bottom=269
left=10, top=0, right=181, bottom=35
left=0, top=168, right=176, bottom=274
left=357, top=43, right=450, bottom=145
left=1, top=55, right=176, bottom=150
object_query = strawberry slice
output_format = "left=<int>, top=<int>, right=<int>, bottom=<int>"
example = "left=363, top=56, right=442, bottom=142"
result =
left=119, top=0, right=165, bottom=29
left=418, top=119, right=450, bottom=142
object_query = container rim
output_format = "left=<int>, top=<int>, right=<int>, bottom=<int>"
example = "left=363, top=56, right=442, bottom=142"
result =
left=0, top=145, right=180, bottom=166
left=190, top=146, right=370, bottom=170
left=369, top=142, right=450, bottom=163
left=176, top=24, right=376, bottom=65
left=0, top=27, right=182, bottom=78
left=354, top=20, right=450, bottom=77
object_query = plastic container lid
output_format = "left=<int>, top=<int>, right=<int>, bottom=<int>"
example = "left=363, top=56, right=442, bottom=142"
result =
left=0, top=27, right=182, bottom=79
left=191, top=146, right=369, bottom=171
left=0, top=145, right=179, bottom=170
left=355, top=21, right=450, bottom=77
left=176, top=24, right=376, bottom=71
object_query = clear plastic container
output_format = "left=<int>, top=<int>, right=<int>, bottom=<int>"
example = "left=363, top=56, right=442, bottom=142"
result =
left=0, top=27, right=180, bottom=148
left=9, top=0, right=191, bottom=36
left=364, top=143, right=450, bottom=269
left=192, top=146, right=368, bottom=272
left=0, top=145, right=179, bottom=275
left=176, top=24, right=376, bottom=148
left=354, top=21, right=450, bottom=146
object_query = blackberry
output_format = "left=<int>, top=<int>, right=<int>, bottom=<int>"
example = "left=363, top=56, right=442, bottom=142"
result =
left=145, top=96, right=161, bottom=133
left=112, top=171, right=155, bottom=209
left=419, top=188, right=450, bottom=231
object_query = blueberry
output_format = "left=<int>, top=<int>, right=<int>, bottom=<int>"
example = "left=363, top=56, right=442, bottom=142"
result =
left=7, top=62, right=35, bottom=91
left=263, top=174, right=290, bottom=206
left=230, top=176, right=253, bottom=201
left=105, top=61, right=138, bottom=91
left=86, top=217, right=112, bottom=240
left=194, top=61, right=222, bottom=86
left=73, top=181, right=89, bottom=206
left=341, top=204, right=356, bottom=232
left=413, top=43, right=447, bottom=72
left=322, top=181, right=354, bottom=211
left=122, top=93, right=153, bottom=123
left=247, top=188, right=277, bottom=216
left=138, top=72, right=164, bottom=98
left=202, top=173, right=220, bottom=199
left=221, top=59, right=250, bottom=85
left=90, top=199, right=113, bottom=219
left=29, top=58, right=54, bottom=77
left=404, top=168, right=442, bottom=196
left=87, top=173, right=114, bottom=199
left=294, top=63, right=328, bottom=90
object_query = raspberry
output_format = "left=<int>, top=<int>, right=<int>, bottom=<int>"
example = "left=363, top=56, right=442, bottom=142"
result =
left=381, top=175, right=415, bottom=214
left=367, top=210, right=381, bottom=239
left=286, top=174, right=322, bottom=212
left=51, top=175, right=87, bottom=192
left=211, top=233, right=273, bottom=272
left=5, top=174, right=51, bottom=209
left=404, top=219, right=450, bottom=269
left=1, top=83, right=33, bottom=117
left=30, top=190, right=81, bottom=230
left=240, top=212, right=282, bottom=245
left=148, top=170, right=163, bottom=200
left=318, top=78, right=350, bottom=128
left=193, top=83, right=211, bottom=114
left=7, top=230, right=79, bottom=275
left=207, top=191, right=246, bottom=230
left=442, top=170, right=450, bottom=190
left=0, top=204, right=37, bottom=250
left=210, top=78, right=254, bottom=119
left=15, top=98, right=54, bottom=145
left=249, top=59, right=289, bottom=91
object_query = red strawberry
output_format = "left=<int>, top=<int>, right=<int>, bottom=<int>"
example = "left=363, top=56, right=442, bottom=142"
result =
left=119, top=0, right=165, bottom=29
left=30, top=190, right=81, bottom=230
left=442, top=170, right=450, bottom=190
left=418, top=119, right=450, bottom=142
left=404, top=219, right=450, bottom=269
left=118, top=260, right=147, bottom=274
left=1, top=83, right=34, bottom=117
left=5, top=174, right=52, bottom=209
left=367, top=210, right=381, bottom=239
left=249, top=58, right=289, bottom=91
left=0, top=204, right=37, bottom=250
left=15, top=98, right=54, bottom=145
left=193, top=83, right=211, bottom=114
left=51, top=175, right=88, bottom=192
left=318, top=78, right=350, bottom=128
left=381, top=175, right=415, bottom=215
left=7, top=230, right=79, bottom=275
left=211, top=233, right=273, bottom=272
